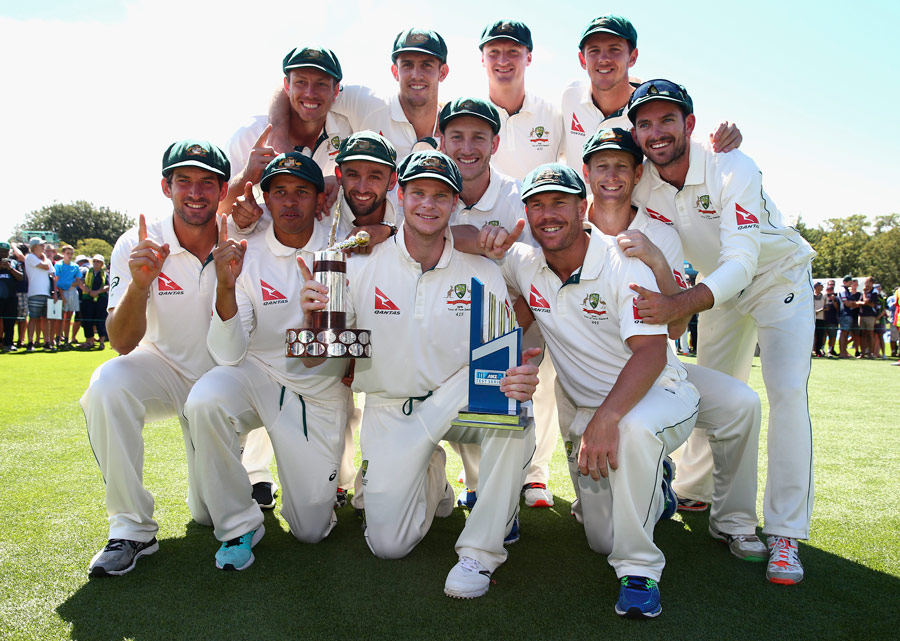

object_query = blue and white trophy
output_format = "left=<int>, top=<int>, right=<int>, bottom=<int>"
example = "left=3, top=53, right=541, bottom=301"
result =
left=452, top=278, right=528, bottom=430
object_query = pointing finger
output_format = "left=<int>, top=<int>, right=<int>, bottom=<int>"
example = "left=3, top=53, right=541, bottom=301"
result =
left=503, top=218, right=525, bottom=248
left=138, top=213, right=147, bottom=242
left=253, top=123, right=273, bottom=148
left=297, top=256, right=313, bottom=282
left=629, top=283, right=653, bottom=298
left=218, top=214, right=229, bottom=245
left=243, top=181, right=254, bottom=201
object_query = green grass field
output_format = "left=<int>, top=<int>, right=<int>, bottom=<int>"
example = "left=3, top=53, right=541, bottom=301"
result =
left=1, top=350, right=898, bottom=640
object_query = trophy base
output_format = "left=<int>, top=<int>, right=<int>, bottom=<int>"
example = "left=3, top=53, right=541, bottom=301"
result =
left=286, top=327, right=371, bottom=358
left=451, top=406, right=529, bottom=431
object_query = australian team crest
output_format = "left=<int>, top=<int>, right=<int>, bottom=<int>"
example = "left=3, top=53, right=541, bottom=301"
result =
left=446, top=282, right=472, bottom=312
left=582, top=292, right=607, bottom=321
left=695, top=194, right=718, bottom=218
left=186, top=144, right=207, bottom=156
left=530, top=125, right=549, bottom=147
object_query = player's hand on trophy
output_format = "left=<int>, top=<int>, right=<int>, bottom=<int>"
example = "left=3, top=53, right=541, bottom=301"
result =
left=231, top=181, right=264, bottom=230
left=297, top=256, right=329, bottom=321
left=212, top=214, right=247, bottom=289
left=128, top=213, right=170, bottom=291
left=478, top=218, right=525, bottom=260
left=242, top=124, right=276, bottom=185
left=317, top=176, right=339, bottom=220
left=500, top=346, right=543, bottom=401
left=710, top=121, right=742, bottom=153
left=616, top=230, right=667, bottom=272
left=579, top=408, right=620, bottom=480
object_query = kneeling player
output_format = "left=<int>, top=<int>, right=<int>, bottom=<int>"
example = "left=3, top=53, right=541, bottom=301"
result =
left=300, top=151, right=539, bottom=598
left=184, top=153, right=350, bottom=570
left=500, top=163, right=698, bottom=618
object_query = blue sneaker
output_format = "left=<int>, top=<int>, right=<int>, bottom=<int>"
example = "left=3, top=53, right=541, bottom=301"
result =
left=215, top=525, right=265, bottom=571
left=503, top=515, right=520, bottom=545
left=457, top=488, right=477, bottom=509
left=615, top=575, right=662, bottom=618
left=659, top=457, right=677, bottom=521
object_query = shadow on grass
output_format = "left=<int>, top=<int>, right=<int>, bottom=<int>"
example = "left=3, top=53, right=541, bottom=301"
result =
left=58, top=497, right=899, bottom=641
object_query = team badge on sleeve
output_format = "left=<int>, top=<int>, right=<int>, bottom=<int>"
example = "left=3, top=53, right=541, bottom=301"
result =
left=632, top=297, right=643, bottom=323
left=735, top=203, right=760, bottom=228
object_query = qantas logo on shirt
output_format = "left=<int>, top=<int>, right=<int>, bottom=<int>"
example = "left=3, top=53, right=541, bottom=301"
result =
left=374, top=287, right=400, bottom=315
left=570, top=114, right=585, bottom=135
left=261, top=279, right=289, bottom=306
left=673, top=270, right=687, bottom=289
left=735, top=204, right=760, bottom=229
left=157, top=273, right=183, bottom=295
left=632, top=297, right=644, bottom=323
left=529, top=285, right=551, bottom=313
left=645, top=207, right=673, bottom=225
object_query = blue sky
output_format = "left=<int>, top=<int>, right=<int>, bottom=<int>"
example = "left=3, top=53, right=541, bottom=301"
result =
left=1, top=0, right=898, bottom=240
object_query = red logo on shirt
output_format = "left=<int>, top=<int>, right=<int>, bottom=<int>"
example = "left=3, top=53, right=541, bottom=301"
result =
left=157, top=273, right=182, bottom=291
left=673, top=270, right=687, bottom=289
left=260, top=280, right=287, bottom=301
left=570, top=114, right=585, bottom=134
left=632, top=297, right=643, bottom=322
left=374, top=287, right=400, bottom=311
left=646, top=207, right=673, bottom=225
left=529, top=285, right=550, bottom=312
left=735, top=204, right=759, bottom=227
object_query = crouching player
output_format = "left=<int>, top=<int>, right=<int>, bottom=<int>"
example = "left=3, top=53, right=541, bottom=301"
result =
left=500, top=163, right=698, bottom=618
left=300, top=150, right=540, bottom=598
left=184, top=153, right=350, bottom=570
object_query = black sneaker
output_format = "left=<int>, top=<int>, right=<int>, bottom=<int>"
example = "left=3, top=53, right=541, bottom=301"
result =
left=251, top=482, right=277, bottom=509
left=335, top=488, right=349, bottom=508
left=89, top=538, right=159, bottom=577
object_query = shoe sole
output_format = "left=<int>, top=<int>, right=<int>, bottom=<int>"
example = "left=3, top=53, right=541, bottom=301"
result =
left=89, top=541, right=159, bottom=577
left=676, top=502, right=709, bottom=512
left=615, top=605, right=662, bottom=619
left=216, top=524, right=265, bottom=571
left=767, top=574, right=803, bottom=585
left=525, top=499, right=553, bottom=508
left=444, top=586, right=489, bottom=599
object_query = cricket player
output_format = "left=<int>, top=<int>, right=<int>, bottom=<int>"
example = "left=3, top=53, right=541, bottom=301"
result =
left=82, top=140, right=230, bottom=577
left=580, top=128, right=765, bottom=561
left=184, top=152, right=351, bottom=570
left=500, top=162, right=699, bottom=618
left=560, top=15, right=740, bottom=171
left=478, top=20, right=563, bottom=181
left=438, top=96, right=558, bottom=512
left=299, top=150, right=540, bottom=599
left=222, top=46, right=351, bottom=217
left=627, top=80, right=816, bottom=584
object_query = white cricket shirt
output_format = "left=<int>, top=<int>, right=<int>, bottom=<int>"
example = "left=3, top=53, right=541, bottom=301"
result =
left=490, top=91, right=563, bottom=182
left=560, top=79, right=632, bottom=171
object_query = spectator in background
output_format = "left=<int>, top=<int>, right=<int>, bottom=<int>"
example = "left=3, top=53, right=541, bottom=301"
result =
left=858, top=277, right=878, bottom=359
left=71, top=254, right=90, bottom=345
left=44, top=243, right=59, bottom=264
left=14, top=243, right=29, bottom=348
left=54, top=245, right=82, bottom=349
left=0, top=242, right=24, bottom=352
left=873, top=283, right=887, bottom=360
left=822, top=281, right=840, bottom=357
left=838, top=276, right=862, bottom=359
left=79, top=254, right=108, bottom=350
left=891, top=286, right=900, bottom=365
left=24, top=237, right=57, bottom=352
left=812, top=282, right=826, bottom=357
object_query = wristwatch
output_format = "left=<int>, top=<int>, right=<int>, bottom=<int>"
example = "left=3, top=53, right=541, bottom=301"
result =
left=380, top=221, right=398, bottom=237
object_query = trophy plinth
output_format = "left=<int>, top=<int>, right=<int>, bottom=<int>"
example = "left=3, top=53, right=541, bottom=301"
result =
left=452, top=278, right=528, bottom=430
left=286, top=234, right=372, bottom=359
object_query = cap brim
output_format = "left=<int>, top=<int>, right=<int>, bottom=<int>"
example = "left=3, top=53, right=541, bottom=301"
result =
left=583, top=144, right=642, bottom=163
left=479, top=35, right=530, bottom=50
left=283, top=62, right=341, bottom=81
left=164, top=159, right=227, bottom=177
left=336, top=154, right=396, bottom=168
left=441, top=111, right=500, bottom=134
left=626, top=95, right=688, bottom=123
left=580, top=27, right=632, bottom=47
left=400, top=172, right=460, bottom=192
left=521, top=183, right=584, bottom=201
left=261, top=168, right=324, bottom=191
left=393, top=47, right=445, bottom=62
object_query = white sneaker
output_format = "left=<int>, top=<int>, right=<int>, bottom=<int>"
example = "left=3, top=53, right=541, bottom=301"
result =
left=766, top=536, right=804, bottom=585
left=444, top=556, right=492, bottom=599
left=709, top=525, right=768, bottom=562
left=522, top=482, right=554, bottom=508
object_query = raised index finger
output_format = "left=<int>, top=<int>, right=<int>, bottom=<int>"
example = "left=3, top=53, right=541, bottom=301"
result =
left=138, top=213, right=147, bottom=242
left=253, top=123, right=273, bottom=148
left=218, top=214, right=230, bottom=245
left=297, top=256, right=313, bottom=282
left=503, top=218, right=525, bottom=248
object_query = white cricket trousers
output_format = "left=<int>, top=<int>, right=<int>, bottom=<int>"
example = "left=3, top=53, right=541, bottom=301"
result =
left=81, top=349, right=203, bottom=542
left=674, top=261, right=814, bottom=539
left=361, top=367, right=535, bottom=573
left=562, top=381, right=698, bottom=581
left=183, top=359, right=349, bottom=543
